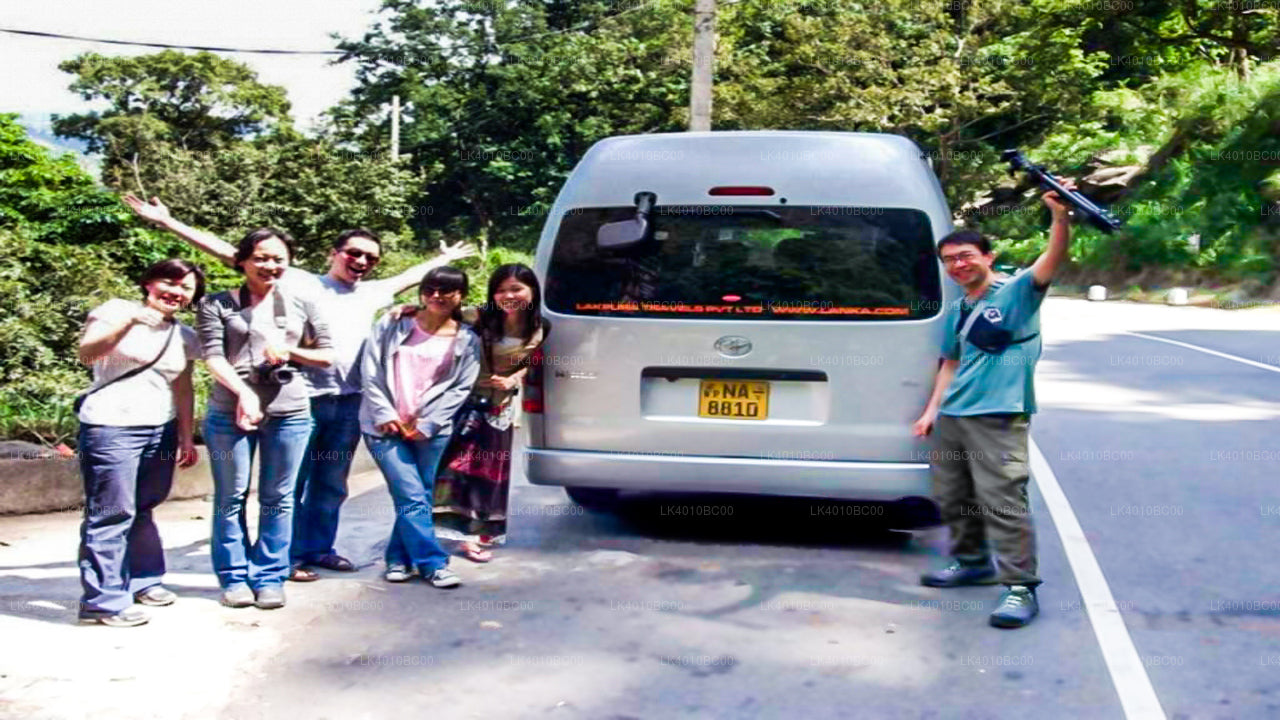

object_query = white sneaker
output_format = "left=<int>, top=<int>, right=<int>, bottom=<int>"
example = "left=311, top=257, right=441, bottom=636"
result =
left=428, top=567, right=461, bottom=588
left=385, top=564, right=412, bottom=583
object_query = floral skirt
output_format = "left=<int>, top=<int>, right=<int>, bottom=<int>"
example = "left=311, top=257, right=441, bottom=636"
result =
left=433, top=417, right=513, bottom=545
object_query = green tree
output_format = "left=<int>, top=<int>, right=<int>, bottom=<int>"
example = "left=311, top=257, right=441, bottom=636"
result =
left=51, top=50, right=418, bottom=259
left=332, top=0, right=691, bottom=251
left=52, top=50, right=292, bottom=192
left=0, top=114, right=139, bottom=443
left=133, top=129, right=421, bottom=265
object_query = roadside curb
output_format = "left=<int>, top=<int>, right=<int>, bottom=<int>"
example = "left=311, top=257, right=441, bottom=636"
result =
left=0, top=444, right=380, bottom=516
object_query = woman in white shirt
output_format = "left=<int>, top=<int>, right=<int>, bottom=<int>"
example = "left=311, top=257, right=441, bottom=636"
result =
left=75, top=258, right=205, bottom=627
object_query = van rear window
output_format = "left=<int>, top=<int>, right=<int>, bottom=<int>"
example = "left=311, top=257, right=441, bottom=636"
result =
left=544, top=206, right=942, bottom=321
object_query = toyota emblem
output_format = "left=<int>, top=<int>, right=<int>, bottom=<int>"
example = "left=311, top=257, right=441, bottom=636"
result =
left=714, top=335, right=752, bottom=358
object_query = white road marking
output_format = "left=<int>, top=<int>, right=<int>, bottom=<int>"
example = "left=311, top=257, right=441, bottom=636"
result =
left=1030, top=440, right=1167, bottom=720
left=1125, top=331, right=1280, bottom=374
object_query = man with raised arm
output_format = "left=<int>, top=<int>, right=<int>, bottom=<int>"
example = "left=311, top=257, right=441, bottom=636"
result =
left=126, top=195, right=474, bottom=581
left=910, top=183, right=1073, bottom=629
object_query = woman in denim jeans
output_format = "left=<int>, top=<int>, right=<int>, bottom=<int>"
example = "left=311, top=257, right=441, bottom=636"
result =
left=76, top=259, right=205, bottom=627
left=359, top=266, right=481, bottom=589
left=196, top=228, right=333, bottom=610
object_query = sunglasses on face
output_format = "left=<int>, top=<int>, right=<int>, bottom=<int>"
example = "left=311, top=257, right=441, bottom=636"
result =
left=422, top=286, right=461, bottom=297
left=341, top=247, right=381, bottom=264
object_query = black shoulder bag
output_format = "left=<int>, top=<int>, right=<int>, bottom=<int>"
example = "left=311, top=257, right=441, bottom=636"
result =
left=73, top=322, right=178, bottom=414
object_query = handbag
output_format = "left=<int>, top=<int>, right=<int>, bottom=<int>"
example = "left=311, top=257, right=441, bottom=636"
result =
left=444, top=414, right=507, bottom=483
left=73, top=323, right=178, bottom=414
left=442, top=334, right=507, bottom=482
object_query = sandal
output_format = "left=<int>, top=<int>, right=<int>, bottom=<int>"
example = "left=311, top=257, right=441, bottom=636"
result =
left=461, top=542, right=493, bottom=563
left=288, top=566, right=320, bottom=582
left=311, top=554, right=356, bottom=572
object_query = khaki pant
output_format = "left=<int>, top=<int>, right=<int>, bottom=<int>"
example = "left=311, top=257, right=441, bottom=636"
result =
left=931, top=414, right=1041, bottom=587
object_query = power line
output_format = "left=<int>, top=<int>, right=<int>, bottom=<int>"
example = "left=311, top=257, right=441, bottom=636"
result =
left=0, top=27, right=344, bottom=55
left=0, top=1, right=670, bottom=59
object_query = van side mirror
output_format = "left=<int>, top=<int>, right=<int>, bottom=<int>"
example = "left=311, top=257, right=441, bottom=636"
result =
left=596, top=192, right=656, bottom=249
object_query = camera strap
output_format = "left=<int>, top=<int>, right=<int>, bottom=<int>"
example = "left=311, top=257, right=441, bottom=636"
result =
left=238, top=285, right=289, bottom=365
left=237, top=285, right=288, bottom=327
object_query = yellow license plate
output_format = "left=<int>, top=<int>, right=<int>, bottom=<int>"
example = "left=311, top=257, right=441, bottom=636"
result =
left=698, top=380, right=770, bottom=419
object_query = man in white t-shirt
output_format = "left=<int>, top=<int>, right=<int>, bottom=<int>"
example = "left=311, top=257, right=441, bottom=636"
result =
left=126, top=195, right=473, bottom=579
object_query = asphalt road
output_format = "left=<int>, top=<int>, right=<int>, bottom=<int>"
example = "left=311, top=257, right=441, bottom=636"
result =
left=1, top=298, right=1277, bottom=720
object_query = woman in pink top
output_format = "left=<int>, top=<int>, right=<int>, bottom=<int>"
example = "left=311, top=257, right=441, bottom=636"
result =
left=359, top=267, right=481, bottom=588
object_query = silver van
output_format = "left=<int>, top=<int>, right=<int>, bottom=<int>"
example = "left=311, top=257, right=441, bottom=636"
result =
left=521, top=131, right=956, bottom=520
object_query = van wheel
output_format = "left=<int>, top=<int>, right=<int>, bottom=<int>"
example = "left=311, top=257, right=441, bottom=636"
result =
left=565, top=487, right=621, bottom=511
left=889, top=497, right=942, bottom=529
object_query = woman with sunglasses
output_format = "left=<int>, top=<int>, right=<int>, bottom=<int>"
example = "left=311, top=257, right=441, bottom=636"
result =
left=76, top=258, right=205, bottom=627
left=360, top=266, right=481, bottom=588
left=433, top=263, right=548, bottom=563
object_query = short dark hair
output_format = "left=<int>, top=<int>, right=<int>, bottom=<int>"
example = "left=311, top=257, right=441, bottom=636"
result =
left=233, top=227, right=296, bottom=272
left=332, top=228, right=381, bottom=251
left=138, top=258, right=206, bottom=305
left=937, top=230, right=992, bottom=257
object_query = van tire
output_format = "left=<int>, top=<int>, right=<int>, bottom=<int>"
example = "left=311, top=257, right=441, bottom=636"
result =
left=565, top=487, right=621, bottom=511
left=888, top=497, right=942, bottom=529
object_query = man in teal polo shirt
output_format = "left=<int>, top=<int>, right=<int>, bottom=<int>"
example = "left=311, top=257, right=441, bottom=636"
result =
left=911, top=184, right=1073, bottom=629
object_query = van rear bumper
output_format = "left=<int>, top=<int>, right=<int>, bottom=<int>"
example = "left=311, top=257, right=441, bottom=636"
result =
left=525, top=448, right=932, bottom=501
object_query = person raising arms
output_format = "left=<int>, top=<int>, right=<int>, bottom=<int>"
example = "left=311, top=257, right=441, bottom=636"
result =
left=911, top=182, right=1075, bottom=630
left=126, top=195, right=473, bottom=581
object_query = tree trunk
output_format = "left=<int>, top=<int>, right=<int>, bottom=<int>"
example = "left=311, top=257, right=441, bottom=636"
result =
left=1232, top=10, right=1251, bottom=82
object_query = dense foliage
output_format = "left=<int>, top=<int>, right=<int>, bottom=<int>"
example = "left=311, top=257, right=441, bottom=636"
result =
left=4, top=0, right=1279, bottom=442
left=331, top=0, right=1280, bottom=279
left=51, top=50, right=420, bottom=265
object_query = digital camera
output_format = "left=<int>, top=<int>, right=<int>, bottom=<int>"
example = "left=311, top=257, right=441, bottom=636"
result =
left=244, top=362, right=295, bottom=386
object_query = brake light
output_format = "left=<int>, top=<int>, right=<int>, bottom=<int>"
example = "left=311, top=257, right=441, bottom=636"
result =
left=522, top=347, right=544, bottom=414
left=708, top=186, right=775, bottom=196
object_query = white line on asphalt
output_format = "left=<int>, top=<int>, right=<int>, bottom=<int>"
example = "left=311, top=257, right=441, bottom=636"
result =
left=1125, top=331, right=1280, bottom=374
left=1030, top=440, right=1167, bottom=720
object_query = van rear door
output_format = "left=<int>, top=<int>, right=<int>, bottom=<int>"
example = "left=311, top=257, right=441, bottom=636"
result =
left=539, top=204, right=944, bottom=463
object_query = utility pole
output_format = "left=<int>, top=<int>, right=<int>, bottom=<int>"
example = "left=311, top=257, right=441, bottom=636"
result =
left=690, top=0, right=715, bottom=131
left=390, top=94, right=401, bottom=162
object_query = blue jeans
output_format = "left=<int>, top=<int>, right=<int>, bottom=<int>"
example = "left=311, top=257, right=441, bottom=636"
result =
left=77, top=421, right=177, bottom=615
left=204, top=409, right=313, bottom=590
left=365, top=433, right=451, bottom=573
left=292, top=393, right=362, bottom=564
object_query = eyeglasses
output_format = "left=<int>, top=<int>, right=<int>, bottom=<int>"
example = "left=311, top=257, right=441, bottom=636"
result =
left=940, top=251, right=982, bottom=266
left=341, top=248, right=381, bottom=264
left=421, top=286, right=460, bottom=297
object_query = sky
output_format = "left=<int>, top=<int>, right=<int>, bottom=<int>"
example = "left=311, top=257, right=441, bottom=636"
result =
left=0, top=0, right=388, bottom=133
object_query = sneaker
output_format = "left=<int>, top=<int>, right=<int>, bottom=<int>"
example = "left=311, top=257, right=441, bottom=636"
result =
left=921, top=560, right=999, bottom=588
left=79, top=606, right=150, bottom=627
left=989, top=585, right=1039, bottom=628
left=133, top=585, right=177, bottom=607
left=385, top=564, right=412, bottom=583
left=427, top=567, right=462, bottom=589
left=254, top=586, right=287, bottom=610
left=220, top=584, right=255, bottom=609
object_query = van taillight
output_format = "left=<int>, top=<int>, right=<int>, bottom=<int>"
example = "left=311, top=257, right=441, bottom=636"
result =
left=708, top=186, right=775, bottom=196
left=522, top=347, right=544, bottom=414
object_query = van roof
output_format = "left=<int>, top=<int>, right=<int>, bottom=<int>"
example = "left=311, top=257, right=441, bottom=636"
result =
left=553, top=131, right=950, bottom=214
